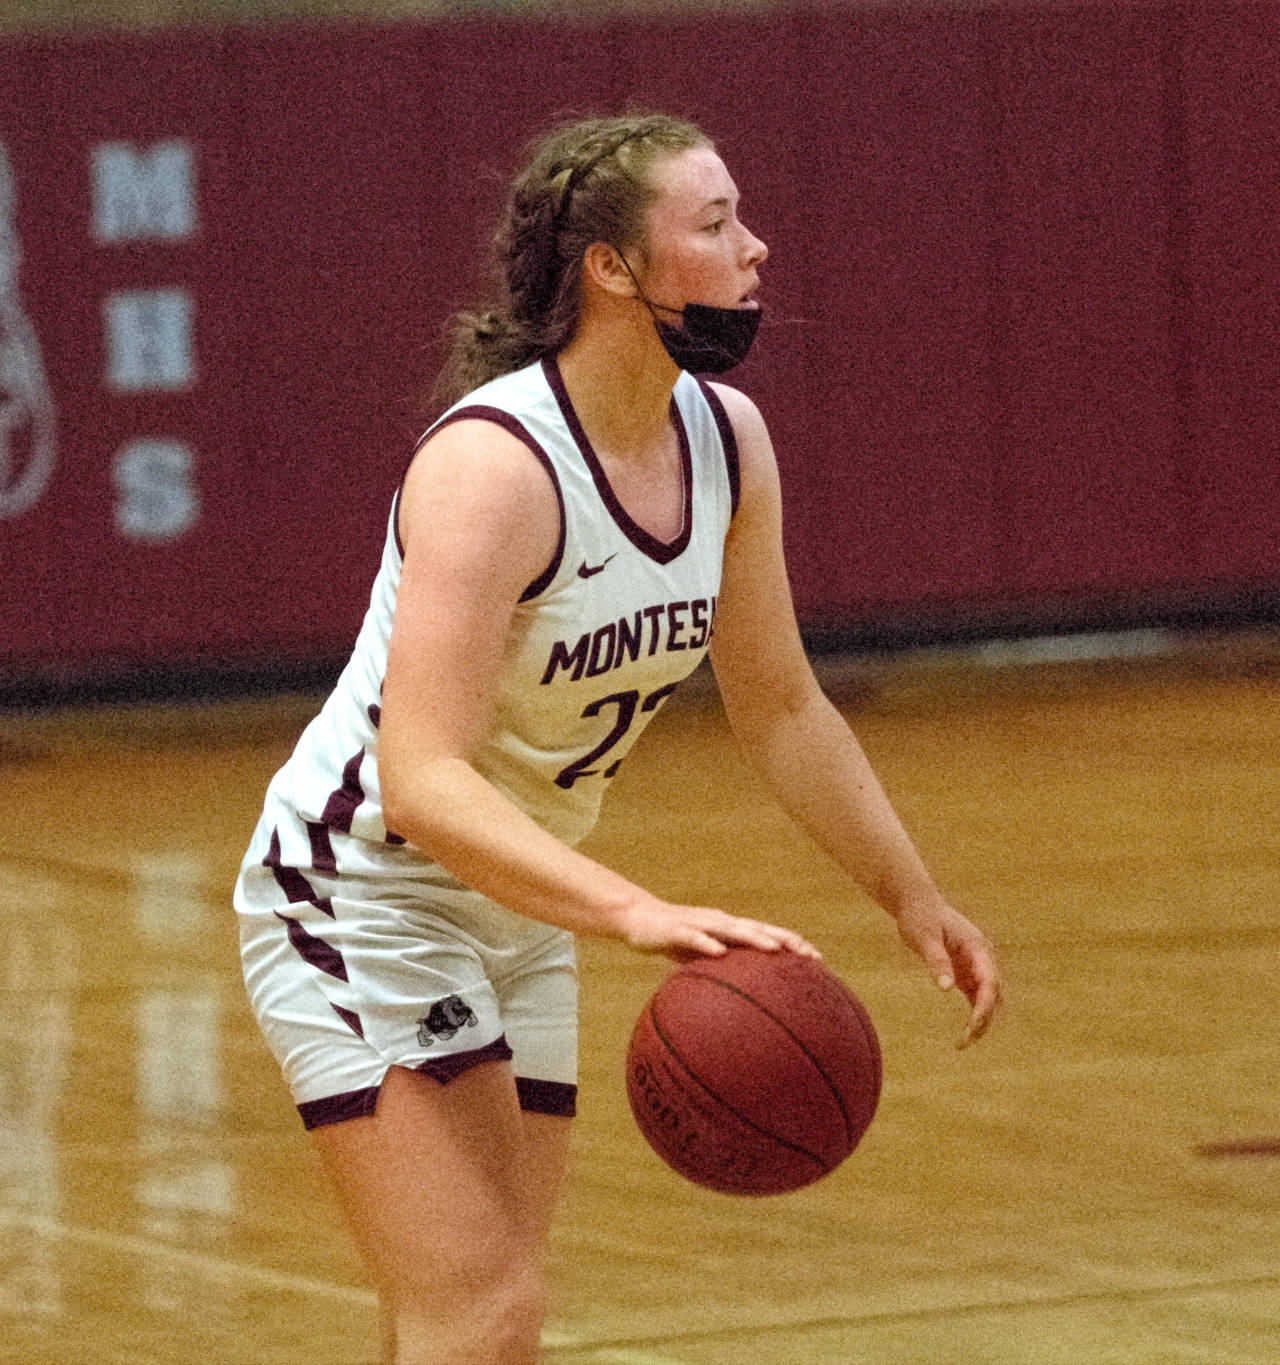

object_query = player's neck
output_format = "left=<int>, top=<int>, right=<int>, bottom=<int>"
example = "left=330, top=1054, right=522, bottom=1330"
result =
left=556, top=319, right=679, bottom=464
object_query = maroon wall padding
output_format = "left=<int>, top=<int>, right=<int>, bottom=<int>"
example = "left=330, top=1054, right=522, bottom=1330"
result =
left=0, top=2, right=1275, bottom=679
left=1182, top=1, right=1280, bottom=586
left=990, top=4, right=1187, bottom=598
left=0, top=31, right=259, bottom=663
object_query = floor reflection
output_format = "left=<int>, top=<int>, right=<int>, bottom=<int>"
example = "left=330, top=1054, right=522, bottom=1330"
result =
left=0, top=869, right=75, bottom=1325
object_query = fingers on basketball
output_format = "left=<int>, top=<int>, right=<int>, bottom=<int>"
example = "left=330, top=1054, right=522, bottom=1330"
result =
left=652, top=907, right=819, bottom=963
left=710, top=914, right=820, bottom=960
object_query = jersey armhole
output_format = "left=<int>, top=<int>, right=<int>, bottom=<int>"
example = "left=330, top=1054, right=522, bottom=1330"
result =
left=696, top=380, right=741, bottom=520
left=396, top=405, right=567, bottom=601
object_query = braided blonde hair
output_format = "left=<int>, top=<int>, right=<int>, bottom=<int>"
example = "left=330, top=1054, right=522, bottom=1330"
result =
left=434, top=113, right=711, bottom=407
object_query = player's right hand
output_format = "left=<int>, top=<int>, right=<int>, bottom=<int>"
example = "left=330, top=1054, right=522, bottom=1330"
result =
left=618, top=898, right=821, bottom=964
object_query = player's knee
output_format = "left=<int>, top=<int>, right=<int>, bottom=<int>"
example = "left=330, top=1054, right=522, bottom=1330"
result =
left=392, top=1246, right=544, bottom=1363
left=482, top=1254, right=546, bottom=1348
left=478, top=1248, right=543, bottom=1322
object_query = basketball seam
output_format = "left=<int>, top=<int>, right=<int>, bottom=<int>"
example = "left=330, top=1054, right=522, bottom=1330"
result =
left=647, top=1005, right=827, bottom=1171
left=693, top=975, right=865, bottom=1148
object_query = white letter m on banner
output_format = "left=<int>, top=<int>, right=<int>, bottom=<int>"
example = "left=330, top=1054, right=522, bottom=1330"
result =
left=92, top=140, right=197, bottom=243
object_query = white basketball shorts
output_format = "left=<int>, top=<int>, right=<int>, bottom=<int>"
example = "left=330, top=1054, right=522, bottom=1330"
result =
left=233, top=801, right=578, bottom=1130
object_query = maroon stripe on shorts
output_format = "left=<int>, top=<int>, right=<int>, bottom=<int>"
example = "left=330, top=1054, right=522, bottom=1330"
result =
left=263, top=826, right=319, bottom=905
left=306, top=821, right=338, bottom=876
left=321, top=750, right=365, bottom=833
left=297, top=1086, right=379, bottom=1130
left=274, top=911, right=349, bottom=981
left=414, top=1035, right=514, bottom=1085
left=516, top=1077, right=578, bottom=1118
left=331, top=1003, right=365, bottom=1038
left=263, top=827, right=335, bottom=917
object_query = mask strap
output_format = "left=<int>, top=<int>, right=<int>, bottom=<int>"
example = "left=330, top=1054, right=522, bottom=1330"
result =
left=619, top=256, right=685, bottom=325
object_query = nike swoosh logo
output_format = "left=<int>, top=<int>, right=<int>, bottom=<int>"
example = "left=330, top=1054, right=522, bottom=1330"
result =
left=577, top=553, right=617, bottom=579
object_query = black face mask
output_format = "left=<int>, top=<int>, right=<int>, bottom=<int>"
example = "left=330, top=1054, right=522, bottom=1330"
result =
left=622, top=257, right=762, bottom=374
left=653, top=301, right=763, bottom=375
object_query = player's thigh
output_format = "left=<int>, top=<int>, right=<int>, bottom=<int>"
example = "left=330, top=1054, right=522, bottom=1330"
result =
left=519, top=1108, right=572, bottom=1244
left=311, top=1060, right=549, bottom=1299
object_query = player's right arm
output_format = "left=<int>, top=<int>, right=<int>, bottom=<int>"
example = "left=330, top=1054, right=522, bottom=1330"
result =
left=376, top=420, right=814, bottom=963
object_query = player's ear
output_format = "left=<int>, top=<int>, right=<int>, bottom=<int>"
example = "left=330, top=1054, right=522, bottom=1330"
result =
left=582, top=242, right=637, bottom=299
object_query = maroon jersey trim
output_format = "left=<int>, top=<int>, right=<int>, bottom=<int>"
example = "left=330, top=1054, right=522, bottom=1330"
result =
left=542, top=356, right=693, bottom=566
left=696, top=379, right=740, bottom=520
left=396, top=405, right=567, bottom=602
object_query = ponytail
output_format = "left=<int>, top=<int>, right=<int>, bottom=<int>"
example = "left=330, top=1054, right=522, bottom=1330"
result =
left=432, top=113, right=711, bottom=410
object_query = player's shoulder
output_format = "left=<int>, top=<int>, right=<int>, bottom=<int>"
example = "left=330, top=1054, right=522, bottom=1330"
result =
left=701, top=380, right=776, bottom=484
left=416, top=411, right=536, bottom=459
left=412, top=401, right=554, bottom=486
left=414, top=360, right=554, bottom=458
left=700, top=381, right=771, bottom=455
left=400, top=414, right=559, bottom=554
left=702, top=380, right=765, bottom=428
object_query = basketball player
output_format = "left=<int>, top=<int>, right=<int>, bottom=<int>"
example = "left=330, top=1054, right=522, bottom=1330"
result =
left=234, top=114, right=1001, bottom=1365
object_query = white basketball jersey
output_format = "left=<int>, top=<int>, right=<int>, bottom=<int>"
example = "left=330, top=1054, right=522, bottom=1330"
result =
left=263, top=356, right=739, bottom=880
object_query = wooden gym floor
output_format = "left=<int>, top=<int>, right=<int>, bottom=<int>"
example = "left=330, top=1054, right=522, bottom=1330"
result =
left=1, top=632, right=1278, bottom=1364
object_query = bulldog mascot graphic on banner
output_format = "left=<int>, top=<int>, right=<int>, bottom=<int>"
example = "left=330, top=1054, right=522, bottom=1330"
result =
left=0, top=142, right=56, bottom=522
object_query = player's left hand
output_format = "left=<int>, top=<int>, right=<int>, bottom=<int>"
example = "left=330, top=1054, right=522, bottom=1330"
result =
left=894, top=896, right=1001, bottom=1049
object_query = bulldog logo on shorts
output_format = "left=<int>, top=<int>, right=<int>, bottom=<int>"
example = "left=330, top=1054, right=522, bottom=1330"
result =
left=416, top=995, right=479, bottom=1047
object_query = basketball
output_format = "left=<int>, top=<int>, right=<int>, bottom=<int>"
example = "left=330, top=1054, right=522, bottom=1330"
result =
left=625, top=947, right=882, bottom=1196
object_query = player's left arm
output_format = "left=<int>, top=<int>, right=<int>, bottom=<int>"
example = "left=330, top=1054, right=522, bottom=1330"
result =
left=706, top=383, right=1001, bottom=1048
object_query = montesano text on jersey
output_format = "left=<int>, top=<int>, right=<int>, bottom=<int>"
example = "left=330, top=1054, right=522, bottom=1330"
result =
left=266, top=355, right=740, bottom=878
